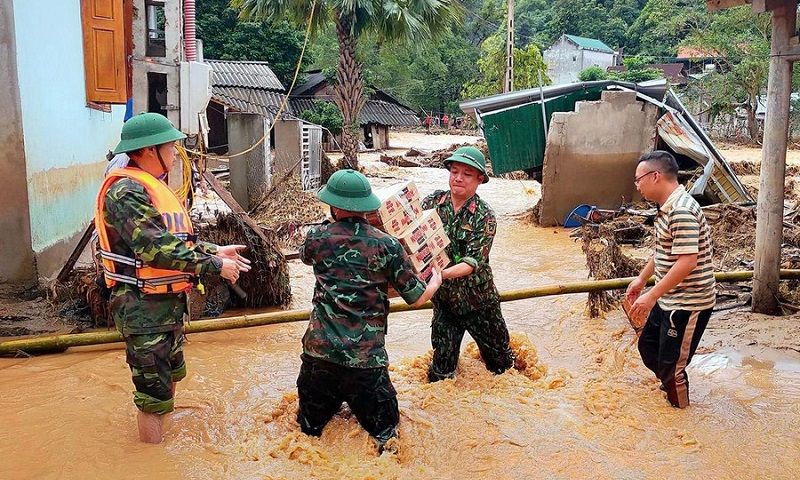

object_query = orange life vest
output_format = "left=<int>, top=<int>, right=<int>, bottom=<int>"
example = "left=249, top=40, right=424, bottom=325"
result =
left=95, top=167, right=196, bottom=295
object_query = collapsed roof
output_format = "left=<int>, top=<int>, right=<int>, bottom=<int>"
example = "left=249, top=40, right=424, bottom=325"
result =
left=459, top=79, right=751, bottom=205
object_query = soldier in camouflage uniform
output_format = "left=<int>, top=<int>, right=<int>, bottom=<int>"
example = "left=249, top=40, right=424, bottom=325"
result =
left=421, top=146, right=515, bottom=382
left=97, top=113, right=250, bottom=443
left=298, top=169, right=442, bottom=453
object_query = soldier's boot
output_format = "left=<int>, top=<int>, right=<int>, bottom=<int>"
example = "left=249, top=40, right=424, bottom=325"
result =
left=137, top=411, right=164, bottom=444
left=374, top=426, right=399, bottom=455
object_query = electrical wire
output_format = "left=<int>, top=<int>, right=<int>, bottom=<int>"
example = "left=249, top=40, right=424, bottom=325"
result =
left=186, top=0, right=317, bottom=160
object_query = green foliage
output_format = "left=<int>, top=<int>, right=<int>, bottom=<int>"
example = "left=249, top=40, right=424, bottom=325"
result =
left=684, top=6, right=769, bottom=138
left=578, top=66, right=608, bottom=81
left=299, top=103, right=344, bottom=135
left=461, top=33, right=550, bottom=99
left=615, top=56, right=663, bottom=82
left=196, top=0, right=311, bottom=86
left=625, top=0, right=707, bottom=57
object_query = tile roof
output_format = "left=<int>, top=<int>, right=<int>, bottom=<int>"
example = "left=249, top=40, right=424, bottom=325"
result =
left=290, top=97, right=419, bottom=127
left=211, top=86, right=289, bottom=122
left=206, top=59, right=284, bottom=91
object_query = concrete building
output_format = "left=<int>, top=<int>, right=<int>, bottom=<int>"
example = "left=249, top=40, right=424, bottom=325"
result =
left=0, top=0, right=207, bottom=285
left=544, top=34, right=617, bottom=85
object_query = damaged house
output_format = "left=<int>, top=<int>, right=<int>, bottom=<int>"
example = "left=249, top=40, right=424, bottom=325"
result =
left=0, top=0, right=210, bottom=285
left=460, top=80, right=751, bottom=226
left=289, top=70, right=420, bottom=150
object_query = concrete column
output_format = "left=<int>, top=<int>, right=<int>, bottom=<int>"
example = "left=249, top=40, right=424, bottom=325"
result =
left=0, top=0, right=36, bottom=285
left=228, top=113, right=270, bottom=210
left=753, top=3, right=796, bottom=314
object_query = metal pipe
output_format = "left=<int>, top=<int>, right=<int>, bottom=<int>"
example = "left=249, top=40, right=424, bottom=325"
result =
left=2, top=269, right=799, bottom=356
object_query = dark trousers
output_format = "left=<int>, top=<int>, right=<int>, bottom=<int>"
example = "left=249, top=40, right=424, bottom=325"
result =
left=637, top=303, right=712, bottom=408
left=428, top=301, right=514, bottom=382
left=296, top=354, right=399, bottom=444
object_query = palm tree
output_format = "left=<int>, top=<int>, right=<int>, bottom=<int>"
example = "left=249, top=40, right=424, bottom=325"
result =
left=233, top=0, right=463, bottom=169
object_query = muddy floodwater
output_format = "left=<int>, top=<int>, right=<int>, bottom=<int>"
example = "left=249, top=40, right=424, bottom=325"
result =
left=2, top=163, right=800, bottom=479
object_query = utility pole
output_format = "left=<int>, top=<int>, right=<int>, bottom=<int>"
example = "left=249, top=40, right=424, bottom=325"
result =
left=503, top=0, right=514, bottom=93
left=753, top=1, right=796, bottom=314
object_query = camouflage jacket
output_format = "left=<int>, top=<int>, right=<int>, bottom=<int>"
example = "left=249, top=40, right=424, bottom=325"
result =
left=103, top=178, right=222, bottom=335
left=300, top=216, right=426, bottom=368
left=422, top=190, right=499, bottom=315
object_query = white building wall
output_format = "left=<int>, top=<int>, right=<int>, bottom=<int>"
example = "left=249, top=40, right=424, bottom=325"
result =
left=544, top=36, right=615, bottom=85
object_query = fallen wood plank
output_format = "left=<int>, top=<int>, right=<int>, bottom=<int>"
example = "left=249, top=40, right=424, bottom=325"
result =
left=56, top=222, right=95, bottom=283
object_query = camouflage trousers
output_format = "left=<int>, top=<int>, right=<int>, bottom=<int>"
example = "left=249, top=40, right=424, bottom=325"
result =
left=124, top=326, right=186, bottom=414
left=296, top=354, right=399, bottom=444
left=428, top=300, right=514, bottom=382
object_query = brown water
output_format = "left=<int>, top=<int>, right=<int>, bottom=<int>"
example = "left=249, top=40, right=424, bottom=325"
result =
left=2, top=172, right=799, bottom=479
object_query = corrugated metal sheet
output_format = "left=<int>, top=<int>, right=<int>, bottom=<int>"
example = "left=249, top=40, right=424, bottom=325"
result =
left=206, top=59, right=284, bottom=91
left=292, top=71, right=326, bottom=96
left=658, top=111, right=749, bottom=204
left=212, top=86, right=288, bottom=122
left=460, top=80, right=669, bottom=115
left=663, top=90, right=752, bottom=202
left=290, top=97, right=419, bottom=127
left=481, top=88, right=603, bottom=174
left=658, top=111, right=710, bottom=165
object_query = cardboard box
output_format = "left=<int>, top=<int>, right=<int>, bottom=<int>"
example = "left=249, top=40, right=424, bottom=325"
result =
left=397, top=209, right=445, bottom=253
left=388, top=250, right=451, bottom=298
left=408, top=229, right=450, bottom=271
left=367, top=199, right=422, bottom=236
left=418, top=250, right=451, bottom=281
left=372, top=181, right=420, bottom=224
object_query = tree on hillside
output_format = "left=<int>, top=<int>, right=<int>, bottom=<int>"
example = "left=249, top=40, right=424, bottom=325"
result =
left=196, top=0, right=310, bottom=86
left=684, top=6, right=769, bottom=140
left=233, top=0, right=463, bottom=169
left=625, top=0, right=707, bottom=57
left=546, top=0, right=625, bottom=48
left=461, top=33, right=550, bottom=99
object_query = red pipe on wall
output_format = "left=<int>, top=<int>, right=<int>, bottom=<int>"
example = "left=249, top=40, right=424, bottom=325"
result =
left=183, top=0, right=197, bottom=61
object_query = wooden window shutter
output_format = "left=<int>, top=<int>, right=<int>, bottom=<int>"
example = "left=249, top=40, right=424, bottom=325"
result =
left=81, top=0, right=127, bottom=104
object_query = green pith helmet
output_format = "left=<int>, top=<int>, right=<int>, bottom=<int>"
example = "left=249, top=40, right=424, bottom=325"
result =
left=113, top=113, right=186, bottom=155
left=317, top=169, right=381, bottom=212
left=444, top=145, right=489, bottom=183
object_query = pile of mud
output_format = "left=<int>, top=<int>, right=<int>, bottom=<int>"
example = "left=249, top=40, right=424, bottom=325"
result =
left=729, top=160, right=800, bottom=177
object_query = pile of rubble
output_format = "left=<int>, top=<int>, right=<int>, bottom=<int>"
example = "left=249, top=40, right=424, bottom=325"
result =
left=579, top=202, right=800, bottom=316
left=195, top=212, right=292, bottom=318
left=379, top=140, right=528, bottom=180
left=251, top=175, right=328, bottom=250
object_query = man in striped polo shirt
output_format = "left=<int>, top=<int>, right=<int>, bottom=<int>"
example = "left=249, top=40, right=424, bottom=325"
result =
left=626, top=150, right=716, bottom=408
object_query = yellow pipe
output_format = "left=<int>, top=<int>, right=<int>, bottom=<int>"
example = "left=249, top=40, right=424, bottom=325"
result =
left=2, top=269, right=799, bottom=356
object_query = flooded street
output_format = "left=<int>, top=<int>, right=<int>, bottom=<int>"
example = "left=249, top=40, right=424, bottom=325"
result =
left=2, top=138, right=800, bottom=479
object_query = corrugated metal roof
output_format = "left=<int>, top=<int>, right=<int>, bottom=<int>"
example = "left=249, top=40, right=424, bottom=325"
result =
left=212, top=86, right=289, bottom=122
left=292, top=71, right=327, bottom=96
left=290, top=97, right=419, bottom=127
left=565, top=35, right=614, bottom=54
left=206, top=59, right=284, bottom=91
left=459, top=80, right=669, bottom=115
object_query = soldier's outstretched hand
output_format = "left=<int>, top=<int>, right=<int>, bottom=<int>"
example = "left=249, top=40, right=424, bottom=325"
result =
left=218, top=244, right=251, bottom=272
left=220, top=258, right=242, bottom=283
